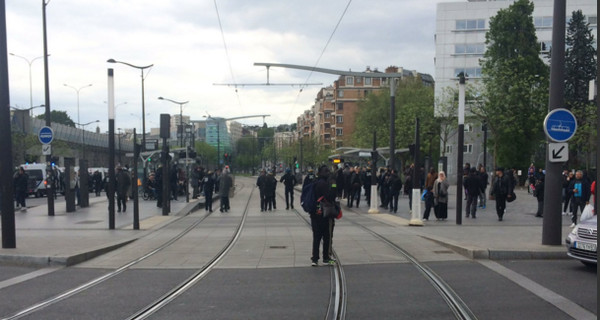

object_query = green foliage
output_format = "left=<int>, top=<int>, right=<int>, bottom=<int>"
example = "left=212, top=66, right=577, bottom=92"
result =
left=195, top=141, right=217, bottom=168
left=235, top=136, right=260, bottom=171
left=565, top=10, right=597, bottom=169
left=353, top=77, right=436, bottom=162
left=479, top=0, right=549, bottom=168
left=35, top=110, right=76, bottom=127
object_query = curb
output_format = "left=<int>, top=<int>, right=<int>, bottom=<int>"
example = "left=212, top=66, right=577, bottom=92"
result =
left=421, top=235, right=569, bottom=260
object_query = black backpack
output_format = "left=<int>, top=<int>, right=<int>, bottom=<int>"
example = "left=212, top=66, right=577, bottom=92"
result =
left=300, top=181, right=317, bottom=213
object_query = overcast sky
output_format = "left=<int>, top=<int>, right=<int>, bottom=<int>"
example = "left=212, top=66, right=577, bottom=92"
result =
left=6, top=0, right=454, bottom=132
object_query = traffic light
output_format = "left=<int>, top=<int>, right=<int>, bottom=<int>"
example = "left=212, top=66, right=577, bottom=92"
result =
left=332, top=158, right=344, bottom=164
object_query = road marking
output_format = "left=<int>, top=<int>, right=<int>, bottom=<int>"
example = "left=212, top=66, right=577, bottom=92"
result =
left=0, top=267, right=62, bottom=290
left=479, top=260, right=596, bottom=320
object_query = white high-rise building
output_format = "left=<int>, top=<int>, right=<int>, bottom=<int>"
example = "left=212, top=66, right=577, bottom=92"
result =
left=435, top=0, right=597, bottom=180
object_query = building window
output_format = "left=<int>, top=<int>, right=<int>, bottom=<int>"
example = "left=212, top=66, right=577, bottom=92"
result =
left=445, top=145, right=453, bottom=154
left=464, top=123, right=473, bottom=132
left=363, top=90, right=369, bottom=97
left=345, top=76, right=354, bottom=86
left=534, top=16, right=553, bottom=28
left=324, top=111, right=331, bottom=118
left=336, top=141, right=343, bottom=148
left=337, top=102, right=343, bottom=110
left=338, top=90, right=344, bottom=98
left=540, top=41, right=552, bottom=53
left=336, top=116, right=343, bottom=124
left=455, top=19, right=485, bottom=30
left=365, top=77, right=372, bottom=86
left=463, top=144, right=473, bottom=154
left=454, top=67, right=482, bottom=78
left=324, top=134, right=331, bottom=140
left=356, top=77, right=361, bottom=84
left=336, top=128, right=343, bottom=136
left=454, top=44, right=485, bottom=54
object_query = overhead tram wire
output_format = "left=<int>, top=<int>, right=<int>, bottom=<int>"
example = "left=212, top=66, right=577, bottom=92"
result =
left=213, top=0, right=242, bottom=109
left=286, top=0, right=353, bottom=124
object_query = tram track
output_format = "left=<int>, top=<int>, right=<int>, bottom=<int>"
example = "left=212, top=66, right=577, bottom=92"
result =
left=290, top=186, right=475, bottom=320
left=2, top=181, right=251, bottom=320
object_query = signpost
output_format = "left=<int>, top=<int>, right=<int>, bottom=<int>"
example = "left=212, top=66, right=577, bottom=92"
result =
left=38, top=126, right=54, bottom=144
left=548, top=142, right=568, bottom=163
left=543, top=108, right=577, bottom=142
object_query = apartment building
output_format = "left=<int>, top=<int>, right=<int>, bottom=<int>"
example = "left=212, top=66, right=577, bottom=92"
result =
left=435, top=0, right=597, bottom=180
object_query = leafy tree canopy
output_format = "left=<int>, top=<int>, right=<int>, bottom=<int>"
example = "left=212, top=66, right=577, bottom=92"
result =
left=35, top=110, right=76, bottom=127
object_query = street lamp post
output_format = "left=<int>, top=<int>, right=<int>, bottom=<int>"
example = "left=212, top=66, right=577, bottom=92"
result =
left=42, top=0, right=54, bottom=217
left=64, top=83, right=92, bottom=127
left=117, top=127, right=123, bottom=165
left=158, top=97, right=189, bottom=147
left=9, top=53, right=46, bottom=116
left=75, top=120, right=99, bottom=163
left=107, top=59, right=153, bottom=152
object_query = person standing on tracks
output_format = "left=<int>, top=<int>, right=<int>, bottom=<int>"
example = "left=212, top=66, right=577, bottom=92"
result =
left=280, top=168, right=297, bottom=210
left=203, top=170, right=215, bottom=212
left=348, top=166, right=362, bottom=208
left=115, top=166, right=131, bottom=213
left=310, top=165, right=337, bottom=266
left=263, top=171, right=278, bottom=211
left=219, top=166, right=233, bottom=213
left=256, top=169, right=267, bottom=212
left=13, top=167, right=28, bottom=211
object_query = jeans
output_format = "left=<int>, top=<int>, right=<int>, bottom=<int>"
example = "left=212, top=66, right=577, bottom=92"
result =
left=310, top=214, right=332, bottom=262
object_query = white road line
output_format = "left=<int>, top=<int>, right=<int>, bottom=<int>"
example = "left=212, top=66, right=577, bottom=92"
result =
left=0, top=267, right=62, bottom=290
left=479, top=260, right=596, bottom=320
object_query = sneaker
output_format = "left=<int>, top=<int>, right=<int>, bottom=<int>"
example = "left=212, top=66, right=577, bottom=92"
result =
left=21, top=207, right=26, bottom=212
left=326, top=259, right=336, bottom=265
left=482, top=205, right=486, bottom=209
left=311, top=261, right=318, bottom=267
left=570, top=223, right=576, bottom=228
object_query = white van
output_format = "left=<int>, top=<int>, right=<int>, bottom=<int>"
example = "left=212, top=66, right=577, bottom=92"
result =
left=20, top=163, right=48, bottom=197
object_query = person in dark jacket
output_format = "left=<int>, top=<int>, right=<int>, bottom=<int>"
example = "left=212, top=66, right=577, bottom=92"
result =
left=303, top=168, right=316, bottom=186
left=280, top=168, right=297, bottom=210
left=13, top=167, right=28, bottom=211
left=568, top=170, right=591, bottom=227
left=534, top=174, right=545, bottom=217
left=335, top=166, right=344, bottom=199
left=219, top=167, right=233, bottom=213
left=478, top=165, right=489, bottom=209
left=491, top=167, right=512, bottom=221
left=263, top=171, right=277, bottom=211
left=404, top=174, right=413, bottom=211
left=464, top=167, right=481, bottom=218
left=256, top=169, right=267, bottom=212
left=422, top=186, right=435, bottom=220
left=93, top=170, right=103, bottom=196
left=362, top=167, right=373, bottom=206
left=347, top=166, right=362, bottom=208
left=115, top=166, right=131, bottom=213
left=562, top=170, right=574, bottom=215
left=203, top=170, right=215, bottom=212
left=170, top=165, right=179, bottom=201
left=388, top=169, right=402, bottom=213
left=191, top=167, right=200, bottom=199
left=310, top=165, right=337, bottom=266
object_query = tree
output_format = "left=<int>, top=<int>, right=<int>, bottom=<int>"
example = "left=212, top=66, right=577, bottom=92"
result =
left=565, top=10, right=597, bottom=169
left=479, top=0, right=549, bottom=169
left=235, top=136, right=259, bottom=172
left=353, top=76, right=436, bottom=166
left=35, top=110, right=76, bottom=127
left=194, top=141, right=217, bottom=169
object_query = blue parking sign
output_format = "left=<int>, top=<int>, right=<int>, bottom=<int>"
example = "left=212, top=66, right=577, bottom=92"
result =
left=543, top=109, right=577, bottom=142
left=38, top=126, right=54, bottom=144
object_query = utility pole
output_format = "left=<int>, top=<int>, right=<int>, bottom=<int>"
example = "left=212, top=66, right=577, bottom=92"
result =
left=42, top=0, right=54, bottom=216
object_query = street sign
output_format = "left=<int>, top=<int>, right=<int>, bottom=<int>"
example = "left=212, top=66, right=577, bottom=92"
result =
left=42, top=144, right=52, bottom=155
left=38, top=126, right=54, bottom=144
left=543, top=108, right=577, bottom=142
left=549, top=142, right=568, bottom=163
left=358, top=152, right=371, bottom=157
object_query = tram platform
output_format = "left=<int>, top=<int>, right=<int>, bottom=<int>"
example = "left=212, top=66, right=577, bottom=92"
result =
left=0, top=182, right=574, bottom=267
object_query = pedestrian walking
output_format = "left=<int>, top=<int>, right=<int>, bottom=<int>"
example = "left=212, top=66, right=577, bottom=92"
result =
left=115, top=166, right=131, bottom=213
left=432, top=171, right=449, bottom=220
left=378, top=168, right=390, bottom=208
left=93, top=170, right=103, bottom=196
left=491, top=167, right=512, bottom=221
left=335, top=165, right=345, bottom=199
left=422, top=186, right=435, bottom=221
left=256, top=169, right=267, bottom=211
left=388, top=169, right=402, bottom=213
left=534, top=174, right=545, bottom=217
left=568, top=170, right=591, bottom=227
left=348, top=166, right=362, bottom=208
left=219, top=167, right=233, bottom=213
left=464, top=167, right=481, bottom=218
left=280, top=168, right=297, bottom=210
left=310, top=165, right=337, bottom=266
left=478, top=165, right=489, bottom=209
left=424, top=167, right=437, bottom=190
left=562, top=170, right=574, bottom=215
left=13, top=167, right=28, bottom=211
left=263, top=171, right=277, bottom=211
left=404, top=173, right=413, bottom=212
left=362, top=166, right=372, bottom=206
left=203, top=170, right=215, bottom=212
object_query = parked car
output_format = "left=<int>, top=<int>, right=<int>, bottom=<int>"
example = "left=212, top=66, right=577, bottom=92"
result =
left=565, top=215, right=597, bottom=266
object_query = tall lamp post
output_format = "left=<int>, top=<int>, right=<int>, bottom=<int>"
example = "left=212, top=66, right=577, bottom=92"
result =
left=42, top=0, right=54, bottom=216
left=106, top=59, right=153, bottom=152
left=74, top=119, right=99, bottom=162
left=158, top=96, right=188, bottom=146
left=63, top=83, right=92, bottom=127
left=9, top=53, right=46, bottom=116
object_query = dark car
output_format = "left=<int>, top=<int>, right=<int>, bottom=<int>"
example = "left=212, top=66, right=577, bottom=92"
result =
left=565, top=215, right=597, bottom=266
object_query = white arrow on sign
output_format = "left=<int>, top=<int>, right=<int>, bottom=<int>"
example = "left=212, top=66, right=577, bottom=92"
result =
left=549, top=142, right=568, bottom=163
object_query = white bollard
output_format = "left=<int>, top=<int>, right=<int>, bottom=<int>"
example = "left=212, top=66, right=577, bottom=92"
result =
left=368, top=185, right=379, bottom=214
left=409, top=188, right=423, bottom=226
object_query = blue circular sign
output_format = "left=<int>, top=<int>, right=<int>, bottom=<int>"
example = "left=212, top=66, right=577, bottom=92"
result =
left=38, top=126, right=54, bottom=144
left=543, top=108, right=577, bottom=142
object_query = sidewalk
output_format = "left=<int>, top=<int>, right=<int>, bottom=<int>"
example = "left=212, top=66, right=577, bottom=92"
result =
left=351, top=185, right=575, bottom=260
left=0, top=194, right=203, bottom=266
